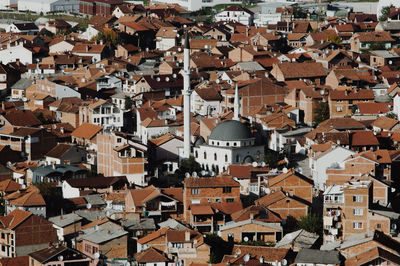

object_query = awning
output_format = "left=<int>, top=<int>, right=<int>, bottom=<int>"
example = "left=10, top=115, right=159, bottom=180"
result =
left=190, top=205, right=214, bottom=215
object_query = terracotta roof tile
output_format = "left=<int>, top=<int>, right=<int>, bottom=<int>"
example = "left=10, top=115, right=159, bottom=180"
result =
left=71, top=123, right=102, bottom=140
left=0, top=209, right=32, bottom=230
left=275, top=62, right=326, bottom=79
left=134, top=247, right=169, bottom=263
left=371, top=116, right=398, bottom=130
left=184, top=176, right=240, bottom=188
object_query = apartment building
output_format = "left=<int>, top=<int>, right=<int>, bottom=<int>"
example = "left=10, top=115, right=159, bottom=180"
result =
left=97, top=131, right=148, bottom=186
left=79, top=99, right=124, bottom=131
left=183, top=176, right=240, bottom=232
left=323, top=181, right=390, bottom=243
left=328, top=89, right=375, bottom=118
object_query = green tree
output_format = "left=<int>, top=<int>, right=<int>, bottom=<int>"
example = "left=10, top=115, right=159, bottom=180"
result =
left=297, top=214, right=323, bottom=234
left=179, top=156, right=202, bottom=175
left=264, top=149, right=285, bottom=169
left=0, top=194, right=5, bottom=216
left=313, top=101, right=330, bottom=127
left=324, top=35, right=341, bottom=45
left=386, top=112, right=398, bottom=120
left=204, top=234, right=233, bottom=263
left=379, top=5, right=394, bottom=21
left=292, top=4, right=308, bottom=19
left=125, top=96, right=133, bottom=110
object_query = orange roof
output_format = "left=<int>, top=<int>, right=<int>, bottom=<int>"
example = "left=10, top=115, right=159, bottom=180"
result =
left=0, top=209, right=32, bottom=230
left=71, top=123, right=102, bottom=140
left=149, top=133, right=182, bottom=146
left=137, top=227, right=168, bottom=245
left=184, top=176, right=240, bottom=188
left=371, top=116, right=398, bottom=130
left=268, top=168, right=313, bottom=187
left=190, top=204, right=214, bottom=215
left=134, top=247, right=168, bottom=263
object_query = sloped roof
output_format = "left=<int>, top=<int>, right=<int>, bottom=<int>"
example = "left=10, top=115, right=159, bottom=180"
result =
left=371, top=116, right=398, bottom=130
left=71, top=123, right=102, bottom=140
left=0, top=209, right=32, bottom=230
left=134, top=247, right=169, bottom=263
left=276, top=62, right=326, bottom=79
left=184, top=176, right=240, bottom=188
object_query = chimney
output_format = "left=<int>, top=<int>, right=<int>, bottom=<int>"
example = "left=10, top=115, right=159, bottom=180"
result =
left=249, top=211, right=254, bottom=220
left=185, top=230, right=190, bottom=241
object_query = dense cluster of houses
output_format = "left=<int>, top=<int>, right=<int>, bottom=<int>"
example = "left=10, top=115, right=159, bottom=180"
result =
left=0, top=1, right=400, bottom=266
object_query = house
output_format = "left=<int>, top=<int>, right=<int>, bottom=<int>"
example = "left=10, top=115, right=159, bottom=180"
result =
left=97, top=131, right=148, bottom=186
left=0, top=179, right=21, bottom=196
left=134, top=247, right=169, bottom=266
left=183, top=176, right=241, bottom=231
left=27, top=164, right=87, bottom=185
left=370, top=50, right=400, bottom=67
left=48, top=213, right=83, bottom=243
left=219, top=205, right=283, bottom=243
left=48, top=97, right=83, bottom=128
left=191, top=87, right=222, bottom=116
left=0, top=42, right=33, bottom=65
left=125, top=185, right=181, bottom=220
left=323, top=181, right=392, bottom=243
left=0, top=110, right=41, bottom=127
left=0, top=63, right=21, bottom=97
left=137, top=228, right=210, bottom=265
left=345, top=246, right=400, bottom=265
left=350, top=31, right=394, bottom=53
left=79, top=0, right=125, bottom=16
left=28, top=244, right=91, bottom=266
left=294, top=249, right=341, bottom=265
left=271, top=62, right=326, bottom=84
left=4, top=185, right=46, bottom=217
left=6, top=22, right=38, bottom=35
left=267, top=169, right=314, bottom=203
left=71, top=122, right=103, bottom=148
left=72, top=43, right=111, bottom=63
left=215, top=6, right=254, bottom=26
left=0, top=209, right=58, bottom=257
left=226, top=245, right=292, bottom=265
left=328, top=88, right=375, bottom=118
left=316, top=50, right=357, bottom=69
left=275, top=229, right=319, bottom=251
left=149, top=133, right=183, bottom=173
left=45, top=143, right=87, bottom=165
left=61, top=176, right=128, bottom=198
left=156, top=27, right=178, bottom=51
left=255, top=190, right=312, bottom=221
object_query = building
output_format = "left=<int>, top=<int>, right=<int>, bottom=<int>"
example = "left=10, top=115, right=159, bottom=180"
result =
left=18, top=0, right=79, bottom=13
left=215, top=6, right=254, bottom=26
left=79, top=99, right=124, bottom=131
left=4, top=186, right=46, bottom=217
left=28, top=244, right=91, bottom=266
left=0, top=209, right=58, bottom=257
left=79, top=0, right=125, bottom=16
left=97, top=131, right=148, bottom=186
left=5, top=23, right=38, bottom=35
left=323, top=181, right=391, bottom=243
left=183, top=176, right=241, bottom=231
left=193, top=120, right=264, bottom=174
left=350, top=31, right=394, bottom=53
left=151, top=0, right=242, bottom=11
left=49, top=213, right=83, bottom=243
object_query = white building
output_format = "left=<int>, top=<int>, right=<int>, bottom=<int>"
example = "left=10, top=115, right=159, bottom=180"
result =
left=309, top=146, right=355, bottom=191
left=194, top=120, right=264, bottom=174
left=0, top=42, right=33, bottom=65
left=254, top=13, right=282, bottom=27
left=215, top=6, right=254, bottom=26
left=18, top=0, right=79, bottom=13
left=6, top=22, right=38, bottom=35
left=393, top=93, right=400, bottom=118
left=0, top=0, right=17, bottom=9
left=151, top=0, right=242, bottom=11
left=191, top=88, right=222, bottom=117
left=80, top=100, right=124, bottom=131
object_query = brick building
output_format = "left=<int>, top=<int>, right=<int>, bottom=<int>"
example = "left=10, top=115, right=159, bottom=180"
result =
left=79, top=0, right=125, bottom=16
left=183, top=176, right=241, bottom=232
left=323, top=181, right=391, bottom=243
left=328, top=88, right=375, bottom=118
left=0, top=209, right=58, bottom=258
left=97, top=131, right=147, bottom=186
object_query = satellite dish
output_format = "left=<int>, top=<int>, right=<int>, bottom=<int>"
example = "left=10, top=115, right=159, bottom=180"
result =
left=105, top=210, right=110, bottom=216
left=58, top=255, right=63, bottom=261
left=265, top=188, right=271, bottom=195
left=94, top=225, right=99, bottom=231
left=178, top=47, right=182, bottom=52
left=94, top=252, right=100, bottom=259
left=282, top=259, right=287, bottom=266
left=211, top=171, right=215, bottom=177
left=22, top=97, right=27, bottom=102
left=261, top=162, right=266, bottom=167
left=252, top=162, right=258, bottom=168
left=192, top=172, right=198, bottom=178
left=216, top=79, right=220, bottom=84
left=392, top=224, right=397, bottom=230
left=260, top=256, right=264, bottom=264
left=86, top=203, right=92, bottom=209
left=156, top=77, right=161, bottom=82
left=201, top=170, right=206, bottom=176
left=297, top=167, right=303, bottom=174
left=166, top=77, right=170, bottom=82
left=392, top=188, right=396, bottom=193
left=335, top=210, right=340, bottom=216
left=185, top=172, right=190, bottom=178
left=283, top=167, right=288, bottom=173
left=243, top=237, right=249, bottom=242
left=243, top=253, right=250, bottom=262
left=173, top=73, right=177, bottom=78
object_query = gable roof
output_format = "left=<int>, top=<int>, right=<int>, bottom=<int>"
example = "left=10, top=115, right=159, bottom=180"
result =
left=2, top=110, right=42, bottom=127
left=275, top=62, right=326, bottom=79
left=371, top=116, right=398, bottom=130
left=71, top=123, right=102, bottom=140
left=134, top=247, right=169, bottom=263
left=184, top=176, right=240, bottom=188
left=345, top=246, right=400, bottom=265
left=268, top=168, right=313, bottom=187
left=0, top=209, right=32, bottom=230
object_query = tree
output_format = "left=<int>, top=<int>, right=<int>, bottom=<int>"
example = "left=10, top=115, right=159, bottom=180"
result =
left=297, top=214, right=323, bottom=234
left=125, top=96, right=133, bottom=110
left=179, top=156, right=202, bottom=175
left=379, top=5, right=394, bottom=21
left=204, top=234, right=233, bottom=263
left=292, top=4, right=308, bottom=19
left=324, top=35, right=341, bottom=45
left=264, top=149, right=285, bottom=169
left=386, top=112, right=398, bottom=120
left=313, top=101, right=330, bottom=127
left=93, top=28, right=119, bottom=47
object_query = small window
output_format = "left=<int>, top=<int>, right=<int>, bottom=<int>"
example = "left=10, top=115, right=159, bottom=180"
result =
left=226, top=198, right=234, bottom=203
left=225, top=154, right=228, bottom=162
left=214, top=153, right=217, bottom=161
left=353, top=195, right=362, bottom=202
left=223, top=187, right=232, bottom=193
left=377, top=223, right=381, bottom=229
left=191, top=188, right=200, bottom=195
left=353, top=208, right=363, bottom=216
left=353, top=222, right=363, bottom=229
left=204, top=152, right=207, bottom=159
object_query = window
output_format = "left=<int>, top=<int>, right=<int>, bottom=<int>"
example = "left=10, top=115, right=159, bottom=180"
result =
left=195, top=151, right=198, bottom=158
left=236, top=154, right=240, bottom=163
left=214, top=153, right=217, bottom=161
left=191, top=188, right=200, bottom=195
left=223, top=187, right=232, bottom=193
left=225, top=154, right=228, bottom=162
left=353, top=208, right=363, bottom=216
left=117, top=138, right=122, bottom=143
left=226, top=198, right=234, bottom=202
left=204, top=152, right=207, bottom=159
left=377, top=223, right=381, bottom=229
left=336, top=106, right=343, bottom=112
left=353, top=195, right=362, bottom=202
left=353, top=222, right=363, bottom=229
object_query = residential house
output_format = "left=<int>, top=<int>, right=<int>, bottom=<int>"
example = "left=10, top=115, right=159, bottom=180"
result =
left=328, top=88, right=375, bottom=118
left=345, top=246, right=400, bottom=265
left=134, top=247, right=169, bottom=266
left=97, top=131, right=148, bottom=186
left=370, top=50, right=400, bottom=67
left=215, top=6, right=254, bottom=26
left=79, top=99, right=124, bottom=131
left=0, top=209, right=58, bottom=257
left=294, top=249, right=341, bottom=266
left=271, top=62, right=326, bottom=84
left=71, top=122, right=103, bottom=148
left=48, top=213, right=83, bottom=243
left=45, top=143, right=87, bottom=165
left=275, top=229, right=319, bottom=251
left=6, top=22, right=38, bottom=35
left=350, top=31, right=394, bottom=53
left=191, top=87, right=222, bottom=116
left=4, top=186, right=46, bottom=217
left=137, top=228, right=210, bottom=265
left=255, top=190, right=312, bottom=221
left=149, top=133, right=183, bottom=173
left=28, top=244, right=91, bottom=266
left=156, top=27, right=179, bottom=51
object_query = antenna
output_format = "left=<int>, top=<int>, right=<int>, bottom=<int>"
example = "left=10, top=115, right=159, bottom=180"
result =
left=94, top=253, right=100, bottom=259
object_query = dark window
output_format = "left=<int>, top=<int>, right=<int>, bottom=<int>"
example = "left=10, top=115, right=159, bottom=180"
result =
left=223, top=187, right=232, bottom=193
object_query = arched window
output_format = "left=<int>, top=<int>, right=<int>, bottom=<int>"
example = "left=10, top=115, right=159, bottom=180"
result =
left=225, top=154, right=228, bottom=162
left=214, top=153, right=217, bottom=161
left=233, top=142, right=237, bottom=146
left=236, top=154, right=240, bottom=163
left=204, top=152, right=207, bottom=159
left=227, top=142, right=230, bottom=146
left=195, top=151, right=198, bottom=158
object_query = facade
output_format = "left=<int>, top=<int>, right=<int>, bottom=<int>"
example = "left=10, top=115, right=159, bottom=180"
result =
left=151, top=0, right=242, bottom=11
left=194, top=120, right=264, bottom=174
left=79, top=99, right=124, bottom=131
left=215, top=6, right=254, bottom=26
left=79, top=0, right=125, bottom=16
left=18, top=0, right=79, bottom=13
left=97, top=131, right=148, bottom=186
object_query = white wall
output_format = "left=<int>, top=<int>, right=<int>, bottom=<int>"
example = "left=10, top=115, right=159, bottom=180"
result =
left=0, top=43, right=32, bottom=65
left=62, top=181, right=80, bottom=199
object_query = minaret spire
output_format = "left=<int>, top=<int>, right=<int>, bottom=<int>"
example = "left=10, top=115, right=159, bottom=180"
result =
left=233, top=82, right=240, bottom=121
left=182, top=31, right=192, bottom=159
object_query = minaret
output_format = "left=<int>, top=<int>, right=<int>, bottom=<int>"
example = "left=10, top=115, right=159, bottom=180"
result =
left=233, top=82, right=240, bottom=121
left=182, top=31, right=192, bottom=159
